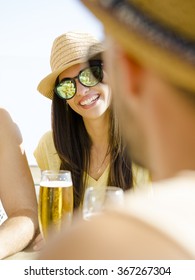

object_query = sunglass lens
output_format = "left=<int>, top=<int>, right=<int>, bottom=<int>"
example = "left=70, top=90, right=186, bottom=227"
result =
left=79, top=66, right=103, bottom=87
left=56, top=79, right=76, bottom=99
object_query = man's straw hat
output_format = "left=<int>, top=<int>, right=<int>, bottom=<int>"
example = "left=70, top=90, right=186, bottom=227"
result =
left=37, top=31, right=103, bottom=99
left=81, top=0, right=195, bottom=93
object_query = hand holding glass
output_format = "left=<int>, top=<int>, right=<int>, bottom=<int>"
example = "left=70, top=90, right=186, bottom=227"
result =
left=38, top=170, right=73, bottom=239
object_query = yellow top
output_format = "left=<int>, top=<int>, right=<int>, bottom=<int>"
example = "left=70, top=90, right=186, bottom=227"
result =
left=34, top=131, right=150, bottom=190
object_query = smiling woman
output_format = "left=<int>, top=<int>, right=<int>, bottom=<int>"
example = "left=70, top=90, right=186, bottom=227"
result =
left=34, top=31, right=134, bottom=214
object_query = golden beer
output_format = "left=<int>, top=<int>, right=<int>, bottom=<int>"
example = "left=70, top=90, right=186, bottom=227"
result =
left=38, top=171, right=73, bottom=239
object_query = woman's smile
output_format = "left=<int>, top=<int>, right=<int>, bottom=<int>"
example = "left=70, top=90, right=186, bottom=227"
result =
left=79, top=93, right=100, bottom=107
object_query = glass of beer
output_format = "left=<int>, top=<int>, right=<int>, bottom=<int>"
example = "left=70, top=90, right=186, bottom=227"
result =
left=38, top=170, right=73, bottom=239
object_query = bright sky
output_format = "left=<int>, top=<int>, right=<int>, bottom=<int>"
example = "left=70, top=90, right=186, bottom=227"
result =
left=0, top=0, right=104, bottom=165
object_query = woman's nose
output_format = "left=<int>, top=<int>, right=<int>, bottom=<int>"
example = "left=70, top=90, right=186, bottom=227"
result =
left=76, top=80, right=89, bottom=96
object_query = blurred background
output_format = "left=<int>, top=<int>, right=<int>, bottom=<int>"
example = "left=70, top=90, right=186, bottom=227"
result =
left=0, top=0, right=103, bottom=166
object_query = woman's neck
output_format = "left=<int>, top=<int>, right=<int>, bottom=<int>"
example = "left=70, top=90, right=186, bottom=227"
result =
left=83, top=111, right=110, bottom=147
left=83, top=111, right=111, bottom=180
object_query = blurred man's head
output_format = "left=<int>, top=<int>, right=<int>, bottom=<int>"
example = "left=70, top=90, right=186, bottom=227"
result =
left=82, top=0, right=195, bottom=180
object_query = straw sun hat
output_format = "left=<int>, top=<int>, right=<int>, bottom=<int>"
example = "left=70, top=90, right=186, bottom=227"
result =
left=81, top=0, right=195, bottom=93
left=37, top=31, right=103, bottom=99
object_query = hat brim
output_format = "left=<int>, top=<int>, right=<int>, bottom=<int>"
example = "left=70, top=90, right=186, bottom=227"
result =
left=81, top=0, right=195, bottom=93
left=87, top=43, right=104, bottom=61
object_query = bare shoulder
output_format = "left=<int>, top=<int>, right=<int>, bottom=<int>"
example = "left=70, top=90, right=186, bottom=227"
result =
left=0, top=107, right=22, bottom=143
left=38, top=211, right=192, bottom=260
left=0, top=108, right=12, bottom=124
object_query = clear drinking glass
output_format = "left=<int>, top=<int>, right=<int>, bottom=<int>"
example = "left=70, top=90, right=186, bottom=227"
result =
left=38, top=170, right=73, bottom=239
left=82, top=186, right=124, bottom=220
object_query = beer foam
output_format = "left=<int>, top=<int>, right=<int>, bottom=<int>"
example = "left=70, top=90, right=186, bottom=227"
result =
left=40, top=180, right=72, bottom=188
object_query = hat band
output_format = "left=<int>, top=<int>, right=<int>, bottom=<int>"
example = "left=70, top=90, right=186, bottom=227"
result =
left=98, top=0, right=195, bottom=65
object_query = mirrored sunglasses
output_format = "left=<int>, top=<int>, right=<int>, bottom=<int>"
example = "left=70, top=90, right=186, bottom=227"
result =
left=54, top=62, right=103, bottom=100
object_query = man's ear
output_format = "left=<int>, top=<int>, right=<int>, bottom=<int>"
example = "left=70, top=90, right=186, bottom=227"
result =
left=118, top=48, right=144, bottom=98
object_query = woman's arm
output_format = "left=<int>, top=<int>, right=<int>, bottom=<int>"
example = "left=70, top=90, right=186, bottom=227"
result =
left=0, top=108, right=38, bottom=259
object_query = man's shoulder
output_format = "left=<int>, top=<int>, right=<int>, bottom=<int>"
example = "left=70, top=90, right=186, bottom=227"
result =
left=121, top=172, right=195, bottom=258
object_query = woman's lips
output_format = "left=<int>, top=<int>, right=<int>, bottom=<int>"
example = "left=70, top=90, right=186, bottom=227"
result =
left=79, top=94, right=100, bottom=106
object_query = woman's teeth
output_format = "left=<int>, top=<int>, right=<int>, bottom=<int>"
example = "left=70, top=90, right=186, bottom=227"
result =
left=80, top=95, right=99, bottom=106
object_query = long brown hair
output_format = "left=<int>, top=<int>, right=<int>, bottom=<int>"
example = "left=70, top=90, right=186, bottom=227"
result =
left=52, top=87, right=133, bottom=209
